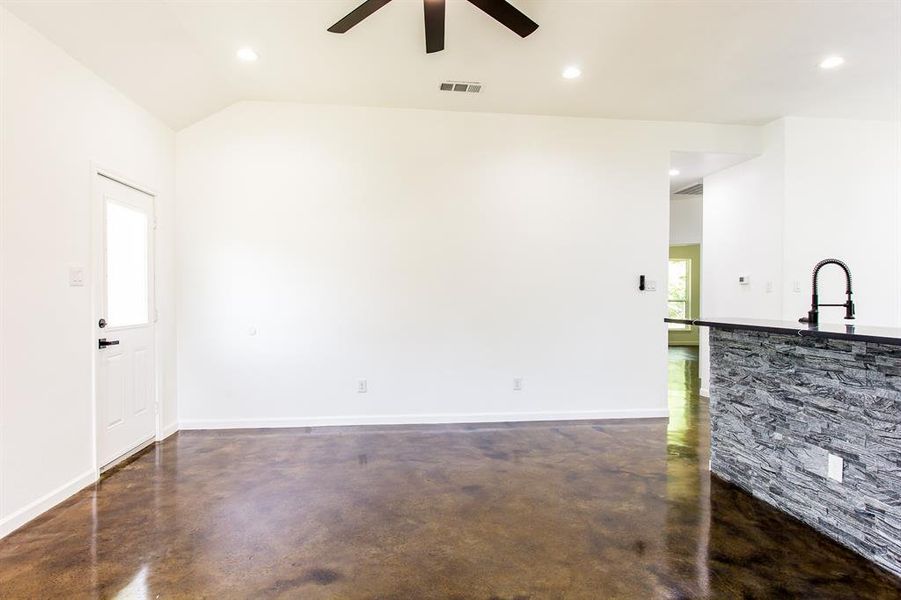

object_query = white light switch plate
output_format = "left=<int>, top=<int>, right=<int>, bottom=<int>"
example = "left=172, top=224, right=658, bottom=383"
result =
left=68, top=266, right=85, bottom=287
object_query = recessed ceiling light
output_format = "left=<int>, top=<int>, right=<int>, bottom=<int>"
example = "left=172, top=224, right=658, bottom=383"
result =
left=669, top=169, right=680, bottom=177
left=819, top=55, right=845, bottom=70
left=562, top=65, right=582, bottom=80
left=236, top=47, right=259, bottom=62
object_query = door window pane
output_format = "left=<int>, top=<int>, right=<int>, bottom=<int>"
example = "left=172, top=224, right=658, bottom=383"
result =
left=106, top=201, right=149, bottom=327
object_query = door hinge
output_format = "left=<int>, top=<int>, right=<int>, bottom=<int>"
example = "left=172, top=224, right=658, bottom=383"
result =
left=154, top=309, right=160, bottom=323
left=153, top=217, right=158, bottom=230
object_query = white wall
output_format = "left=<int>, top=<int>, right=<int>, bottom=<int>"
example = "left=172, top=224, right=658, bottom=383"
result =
left=176, top=101, right=760, bottom=428
left=702, top=121, right=785, bottom=322
left=700, top=117, right=901, bottom=391
left=781, top=117, right=901, bottom=326
left=669, top=194, right=702, bottom=245
left=0, top=8, right=176, bottom=537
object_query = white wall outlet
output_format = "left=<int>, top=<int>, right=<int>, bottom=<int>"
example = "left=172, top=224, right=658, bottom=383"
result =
left=827, top=453, right=844, bottom=482
left=793, top=280, right=802, bottom=293
left=357, top=379, right=368, bottom=394
left=513, top=377, right=523, bottom=391
left=68, top=266, right=85, bottom=287
left=646, top=280, right=657, bottom=291
left=738, top=275, right=750, bottom=285
left=765, top=281, right=773, bottom=293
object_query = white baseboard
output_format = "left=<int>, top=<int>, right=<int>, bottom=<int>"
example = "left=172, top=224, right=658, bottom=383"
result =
left=158, top=421, right=179, bottom=441
left=0, top=469, right=96, bottom=539
left=700, top=387, right=710, bottom=398
left=179, top=408, right=670, bottom=431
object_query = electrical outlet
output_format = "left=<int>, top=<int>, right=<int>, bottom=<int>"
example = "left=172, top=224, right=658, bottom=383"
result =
left=828, top=453, right=843, bottom=482
left=793, top=280, right=802, bottom=293
left=765, top=281, right=773, bottom=293
left=513, top=377, right=523, bottom=391
left=646, top=280, right=657, bottom=291
left=357, top=379, right=368, bottom=394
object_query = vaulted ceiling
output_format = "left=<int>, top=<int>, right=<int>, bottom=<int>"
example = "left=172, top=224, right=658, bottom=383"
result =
left=4, top=0, right=899, bottom=130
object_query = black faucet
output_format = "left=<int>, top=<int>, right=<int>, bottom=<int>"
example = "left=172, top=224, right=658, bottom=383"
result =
left=799, top=258, right=855, bottom=325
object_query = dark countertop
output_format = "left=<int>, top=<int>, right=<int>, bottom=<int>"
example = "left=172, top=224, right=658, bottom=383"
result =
left=665, top=317, right=901, bottom=346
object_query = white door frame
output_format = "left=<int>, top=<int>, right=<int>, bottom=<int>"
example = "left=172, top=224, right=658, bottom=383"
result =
left=90, top=163, right=161, bottom=475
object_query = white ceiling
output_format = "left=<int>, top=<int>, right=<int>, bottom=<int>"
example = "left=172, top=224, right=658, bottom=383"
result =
left=669, top=151, right=755, bottom=193
left=4, top=0, right=899, bottom=130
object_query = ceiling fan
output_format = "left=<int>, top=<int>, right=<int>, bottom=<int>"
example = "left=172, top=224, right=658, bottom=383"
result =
left=327, top=0, right=539, bottom=54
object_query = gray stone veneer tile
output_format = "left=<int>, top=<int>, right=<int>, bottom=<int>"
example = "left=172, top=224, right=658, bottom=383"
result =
left=710, top=327, right=901, bottom=578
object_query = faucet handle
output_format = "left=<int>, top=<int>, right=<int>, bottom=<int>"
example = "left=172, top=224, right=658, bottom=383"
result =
left=844, top=301, right=855, bottom=320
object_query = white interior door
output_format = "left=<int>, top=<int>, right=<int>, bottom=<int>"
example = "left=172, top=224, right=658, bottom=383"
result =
left=95, top=173, right=156, bottom=468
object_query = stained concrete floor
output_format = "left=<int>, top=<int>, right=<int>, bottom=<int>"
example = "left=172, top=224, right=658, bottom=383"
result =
left=1, top=348, right=900, bottom=598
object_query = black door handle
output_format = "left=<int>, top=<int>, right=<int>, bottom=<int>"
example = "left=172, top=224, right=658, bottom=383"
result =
left=98, top=338, right=120, bottom=349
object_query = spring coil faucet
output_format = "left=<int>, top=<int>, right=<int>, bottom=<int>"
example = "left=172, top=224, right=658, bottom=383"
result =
left=799, top=258, right=855, bottom=325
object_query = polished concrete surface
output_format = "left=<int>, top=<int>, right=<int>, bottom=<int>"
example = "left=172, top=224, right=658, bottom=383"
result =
left=2, top=348, right=900, bottom=598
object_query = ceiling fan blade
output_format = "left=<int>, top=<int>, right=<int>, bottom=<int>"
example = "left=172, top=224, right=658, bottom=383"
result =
left=424, top=0, right=446, bottom=53
left=327, top=0, right=394, bottom=34
left=466, top=0, right=538, bottom=37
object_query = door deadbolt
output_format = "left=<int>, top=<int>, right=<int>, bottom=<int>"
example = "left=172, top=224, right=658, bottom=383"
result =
left=98, top=318, right=107, bottom=328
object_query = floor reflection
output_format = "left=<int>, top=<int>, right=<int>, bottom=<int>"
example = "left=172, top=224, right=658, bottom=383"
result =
left=113, top=565, right=148, bottom=600
left=664, top=346, right=711, bottom=597
left=0, top=348, right=899, bottom=598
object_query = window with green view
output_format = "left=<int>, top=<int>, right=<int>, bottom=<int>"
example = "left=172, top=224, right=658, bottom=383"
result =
left=668, top=259, right=690, bottom=330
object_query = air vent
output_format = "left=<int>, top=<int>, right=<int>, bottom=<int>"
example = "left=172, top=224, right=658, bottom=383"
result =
left=676, top=182, right=703, bottom=195
left=439, top=81, right=483, bottom=94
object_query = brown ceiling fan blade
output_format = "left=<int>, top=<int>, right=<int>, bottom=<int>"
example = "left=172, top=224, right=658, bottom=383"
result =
left=424, top=0, right=446, bottom=53
left=327, top=0, right=394, bottom=33
left=466, top=0, right=538, bottom=37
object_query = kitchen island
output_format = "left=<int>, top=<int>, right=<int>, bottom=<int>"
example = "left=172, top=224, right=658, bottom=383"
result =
left=667, top=317, right=901, bottom=578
